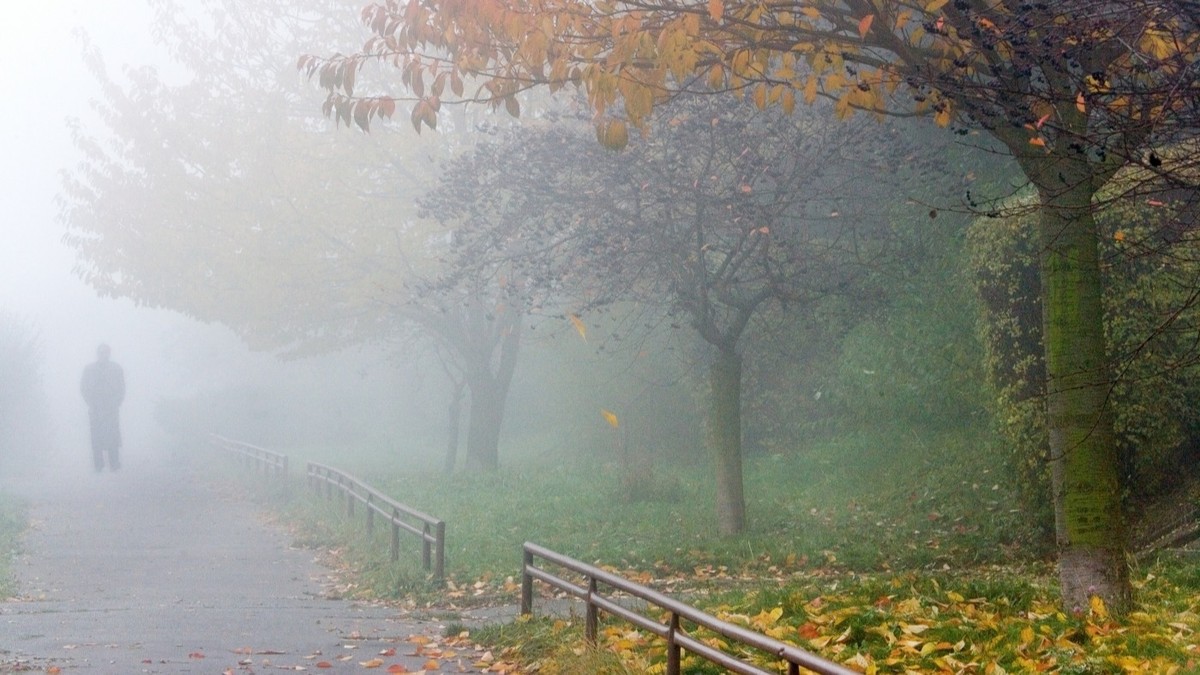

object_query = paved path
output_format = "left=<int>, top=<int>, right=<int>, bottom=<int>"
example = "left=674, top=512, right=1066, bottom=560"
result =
left=1, top=455, right=477, bottom=674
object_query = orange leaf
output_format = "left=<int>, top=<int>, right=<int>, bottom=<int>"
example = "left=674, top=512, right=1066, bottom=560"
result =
left=317, top=662, right=334, bottom=669
left=1114, top=230, right=1126, bottom=241
left=707, top=0, right=724, bottom=21
left=387, top=665, right=408, bottom=673
left=1076, top=92, right=1086, bottom=113
left=423, top=659, right=441, bottom=670
left=1029, top=137, right=1046, bottom=147
left=1034, top=112, right=1051, bottom=129
left=858, top=14, right=874, bottom=38
left=601, top=409, right=620, bottom=428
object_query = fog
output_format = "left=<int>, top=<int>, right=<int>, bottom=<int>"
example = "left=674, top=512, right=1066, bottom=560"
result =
left=0, top=1, right=410, bottom=487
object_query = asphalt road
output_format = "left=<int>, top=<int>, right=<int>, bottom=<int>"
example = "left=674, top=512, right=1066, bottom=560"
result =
left=1, top=454, right=476, bottom=674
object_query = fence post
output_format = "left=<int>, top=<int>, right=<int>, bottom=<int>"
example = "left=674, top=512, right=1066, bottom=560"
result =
left=667, top=613, right=681, bottom=675
left=520, top=548, right=534, bottom=616
left=390, top=507, right=400, bottom=562
left=422, top=523, right=432, bottom=572
left=433, top=521, right=445, bottom=584
left=586, top=577, right=598, bottom=644
left=366, top=494, right=375, bottom=532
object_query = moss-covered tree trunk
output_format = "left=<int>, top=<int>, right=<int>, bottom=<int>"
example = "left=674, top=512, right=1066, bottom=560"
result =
left=1036, top=171, right=1130, bottom=613
left=709, top=346, right=745, bottom=535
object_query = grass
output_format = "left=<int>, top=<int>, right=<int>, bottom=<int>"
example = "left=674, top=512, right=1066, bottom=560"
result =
left=216, top=426, right=1198, bottom=672
left=0, top=493, right=27, bottom=597
left=263, top=425, right=1036, bottom=598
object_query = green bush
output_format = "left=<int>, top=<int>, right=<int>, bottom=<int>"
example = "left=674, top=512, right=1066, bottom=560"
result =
left=967, top=168, right=1200, bottom=528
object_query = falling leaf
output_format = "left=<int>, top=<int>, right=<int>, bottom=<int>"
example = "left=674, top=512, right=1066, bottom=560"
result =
left=601, top=409, right=620, bottom=428
left=858, top=14, right=874, bottom=38
left=1147, top=199, right=1166, bottom=206
left=1034, top=113, right=1051, bottom=129
left=569, top=313, right=587, bottom=341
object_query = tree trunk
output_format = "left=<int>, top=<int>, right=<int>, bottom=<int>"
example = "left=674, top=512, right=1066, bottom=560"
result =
left=461, top=306, right=522, bottom=472
left=443, top=379, right=466, bottom=474
left=1037, top=178, right=1130, bottom=613
left=464, top=372, right=505, bottom=471
left=709, top=346, right=745, bottom=535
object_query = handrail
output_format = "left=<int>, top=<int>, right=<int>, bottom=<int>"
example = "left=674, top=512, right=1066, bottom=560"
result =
left=521, top=542, right=859, bottom=675
left=307, top=461, right=445, bottom=583
left=209, top=433, right=289, bottom=477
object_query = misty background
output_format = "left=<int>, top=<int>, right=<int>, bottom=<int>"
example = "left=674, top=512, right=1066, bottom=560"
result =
left=0, top=0, right=404, bottom=481
left=0, top=0, right=692, bottom=482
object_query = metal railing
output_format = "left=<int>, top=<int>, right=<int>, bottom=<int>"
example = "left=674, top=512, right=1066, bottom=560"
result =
left=521, top=542, right=859, bottom=675
left=209, top=433, right=289, bottom=477
left=307, top=461, right=445, bottom=583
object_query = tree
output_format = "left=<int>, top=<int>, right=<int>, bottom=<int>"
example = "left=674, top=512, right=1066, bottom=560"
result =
left=422, top=97, right=950, bottom=533
left=59, top=0, right=518, bottom=467
left=306, top=0, right=1199, bottom=610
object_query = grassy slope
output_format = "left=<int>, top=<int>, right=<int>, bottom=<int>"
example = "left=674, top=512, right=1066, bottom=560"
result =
left=0, top=494, right=27, bottom=597
left=277, top=423, right=1030, bottom=594
left=263, top=426, right=1199, bottom=673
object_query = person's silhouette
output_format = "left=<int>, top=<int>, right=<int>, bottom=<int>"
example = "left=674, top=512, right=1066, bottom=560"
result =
left=81, top=344, right=125, bottom=471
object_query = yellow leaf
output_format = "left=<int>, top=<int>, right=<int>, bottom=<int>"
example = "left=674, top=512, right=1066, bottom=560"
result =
left=1089, top=594, right=1108, bottom=620
left=359, top=658, right=385, bottom=668
left=858, top=14, right=874, bottom=39
left=568, top=313, right=587, bottom=340
left=925, top=0, right=949, bottom=11
left=800, top=6, right=821, bottom=19
left=803, top=75, right=818, bottom=104
left=601, top=409, right=620, bottom=428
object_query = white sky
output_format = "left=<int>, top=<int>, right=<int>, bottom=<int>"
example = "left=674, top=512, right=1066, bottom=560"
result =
left=0, top=0, right=276, bottom=468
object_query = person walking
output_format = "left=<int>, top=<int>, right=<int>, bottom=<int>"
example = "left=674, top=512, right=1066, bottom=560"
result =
left=81, top=343, right=125, bottom=471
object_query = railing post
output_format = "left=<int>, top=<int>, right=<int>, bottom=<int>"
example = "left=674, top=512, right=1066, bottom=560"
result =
left=667, top=613, right=681, bottom=675
left=586, top=577, right=598, bottom=644
left=390, top=508, right=400, bottom=562
left=520, top=548, right=534, bottom=616
left=366, top=495, right=375, bottom=532
left=433, top=521, right=445, bottom=584
left=422, top=523, right=432, bottom=572
left=345, top=480, right=354, bottom=518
